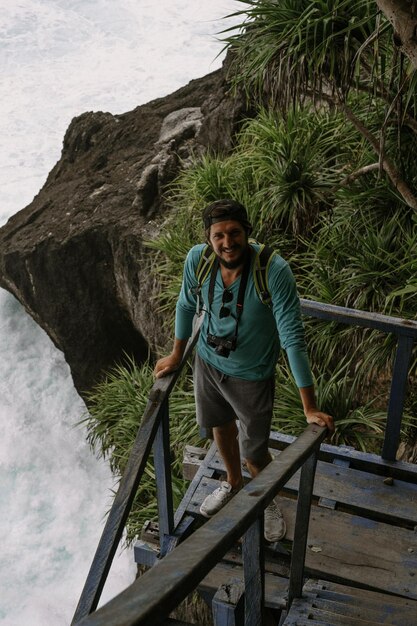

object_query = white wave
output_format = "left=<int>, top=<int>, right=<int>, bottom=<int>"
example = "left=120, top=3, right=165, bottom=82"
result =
left=0, top=1, right=240, bottom=623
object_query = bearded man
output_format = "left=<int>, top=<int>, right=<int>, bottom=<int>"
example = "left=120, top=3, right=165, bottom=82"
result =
left=155, top=198, right=334, bottom=541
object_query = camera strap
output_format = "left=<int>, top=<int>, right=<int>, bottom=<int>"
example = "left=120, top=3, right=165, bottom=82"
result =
left=207, top=249, right=252, bottom=344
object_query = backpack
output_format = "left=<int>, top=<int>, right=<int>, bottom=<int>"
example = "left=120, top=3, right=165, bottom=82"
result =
left=195, top=240, right=276, bottom=305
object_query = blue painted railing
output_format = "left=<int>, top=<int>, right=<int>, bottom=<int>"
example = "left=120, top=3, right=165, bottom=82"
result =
left=71, top=300, right=417, bottom=624
left=300, top=299, right=417, bottom=461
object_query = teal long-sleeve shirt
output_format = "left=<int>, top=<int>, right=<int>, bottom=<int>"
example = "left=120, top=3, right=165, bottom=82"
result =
left=175, top=243, right=313, bottom=386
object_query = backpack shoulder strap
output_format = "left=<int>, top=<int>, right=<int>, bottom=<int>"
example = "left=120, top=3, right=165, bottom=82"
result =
left=251, top=242, right=276, bottom=305
left=195, top=244, right=215, bottom=287
left=196, top=241, right=276, bottom=305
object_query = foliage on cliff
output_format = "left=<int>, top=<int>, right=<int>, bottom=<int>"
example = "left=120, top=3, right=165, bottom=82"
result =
left=84, top=0, right=417, bottom=541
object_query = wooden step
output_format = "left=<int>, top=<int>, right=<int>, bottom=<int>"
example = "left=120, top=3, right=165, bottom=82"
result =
left=190, top=446, right=417, bottom=528
left=276, top=496, right=417, bottom=600
left=182, top=475, right=417, bottom=600
left=199, top=561, right=288, bottom=611
left=283, top=579, right=417, bottom=625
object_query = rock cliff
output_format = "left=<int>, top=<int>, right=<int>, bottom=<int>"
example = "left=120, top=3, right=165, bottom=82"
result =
left=0, top=58, right=248, bottom=396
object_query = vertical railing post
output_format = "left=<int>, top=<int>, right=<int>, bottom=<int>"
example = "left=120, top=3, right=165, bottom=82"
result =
left=288, top=448, right=319, bottom=608
left=382, top=334, right=414, bottom=461
left=153, top=398, right=174, bottom=556
left=242, top=516, right=265, bottom=625
left=212, top=580, right=245, bottom=625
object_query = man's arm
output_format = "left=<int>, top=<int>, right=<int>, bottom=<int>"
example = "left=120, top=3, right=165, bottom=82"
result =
left=154, top=337, right=189, bottom=379
left=154, top=247, right=201, bottom=379
left=299, top=385, right=334, bottom=432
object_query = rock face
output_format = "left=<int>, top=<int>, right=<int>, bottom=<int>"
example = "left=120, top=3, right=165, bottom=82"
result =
left=0, top=58, right=248, bottom=397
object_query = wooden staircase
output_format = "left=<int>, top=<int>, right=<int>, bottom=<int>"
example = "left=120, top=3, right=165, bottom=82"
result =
left=147, top=432, right=417, bottom=624
left=283, top=579, right=417, bottom=625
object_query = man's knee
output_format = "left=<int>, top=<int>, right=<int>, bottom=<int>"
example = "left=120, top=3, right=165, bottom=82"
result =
left=214, top=420, right=238, bottom=436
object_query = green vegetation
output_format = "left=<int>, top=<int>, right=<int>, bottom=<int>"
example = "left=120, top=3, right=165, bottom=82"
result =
left=83, top=1, right=417, bottom=543
left=80, top=358, right=204, bottom=543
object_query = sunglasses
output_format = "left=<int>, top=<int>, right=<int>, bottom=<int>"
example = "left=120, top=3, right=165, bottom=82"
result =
left=219, top=289, right=234, bottom=318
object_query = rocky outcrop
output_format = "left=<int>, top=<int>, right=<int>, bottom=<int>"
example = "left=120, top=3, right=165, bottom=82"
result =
left=0, top=57, right=248, bottom=396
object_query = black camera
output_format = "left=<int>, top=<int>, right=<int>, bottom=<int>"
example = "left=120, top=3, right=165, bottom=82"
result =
left=207, top=333, right=237, bottom=358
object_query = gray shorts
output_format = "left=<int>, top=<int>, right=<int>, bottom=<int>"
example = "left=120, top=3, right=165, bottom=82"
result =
left=193, top=353, right=275, bottom=464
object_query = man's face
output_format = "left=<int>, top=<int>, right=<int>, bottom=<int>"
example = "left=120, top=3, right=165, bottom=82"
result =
left=209, top=220, right=249, bottom=269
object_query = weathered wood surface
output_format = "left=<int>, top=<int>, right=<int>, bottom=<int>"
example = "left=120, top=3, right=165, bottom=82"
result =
left=299, top=299, right=417, bottom=338
left=268, top=431, right=417, bottom=482
left=77, top=425, right=326, bottom=625
left=72, top=316, right=204, bottom=624
left=199, top=562, right=288, bottom=611
left=180, top=465, right=417, bottom=600
left=276, top=496, right=417, bottom=600
left=186, top=446, right=417, bottom=526
left=283, top=579, right=417, bottom=626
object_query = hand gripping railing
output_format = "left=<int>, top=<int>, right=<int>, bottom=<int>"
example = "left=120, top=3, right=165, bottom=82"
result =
left=300, top=299, right=417, bottom=461
left=76, top=423, right=327, bottom=625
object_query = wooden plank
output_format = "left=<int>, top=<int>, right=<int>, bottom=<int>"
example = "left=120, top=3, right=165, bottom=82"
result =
left=289, top=451, right=319, bottom=605
left=212, top=580, right=244, bottom=626
left=304, top=597, right=417, bottom=625
left=284, top=598, right=391, bottom=625
left=153, top=401, right=174, bottom=547
left=186, top=449, right=417, bottom=527
left=268, top=432, right=417, bottom=482
left=182, top=445, right=209, bottom=480
left=199, top=562, right=288, bottom=611
left=242, top=518, right=265, bottom=626
left=302, top=597, right=416, bottom=626
left=299, top=298, right=417, bottom=339
left=174, top=444, right=219, bottom=528
left=305, top=579, right=417, bottom=607
left=276, top=497, right=417, bottom=600
left=284, top=591, right=417, bottom=626
left=283, top=459, right=417, bottom=527
left=383, top=334, right=415, bottom=461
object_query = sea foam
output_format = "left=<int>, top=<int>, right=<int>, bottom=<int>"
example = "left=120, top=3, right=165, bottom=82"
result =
left=0, top=1, right=239, bottom=623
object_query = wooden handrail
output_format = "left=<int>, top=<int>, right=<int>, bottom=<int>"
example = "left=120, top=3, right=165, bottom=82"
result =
left=300, top=299, right=417, bottom=337
left=71, top=316, right=203, bottom=624
left=76, top=425, right=327, bottom=625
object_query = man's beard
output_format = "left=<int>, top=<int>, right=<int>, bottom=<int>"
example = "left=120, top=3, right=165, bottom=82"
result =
left=216, top=246, right=249, bottom=269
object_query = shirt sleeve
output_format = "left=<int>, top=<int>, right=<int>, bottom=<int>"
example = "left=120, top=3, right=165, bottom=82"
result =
left=174, top=247, right=200, bottom=340
left=268, top=258, right=313, bottom=388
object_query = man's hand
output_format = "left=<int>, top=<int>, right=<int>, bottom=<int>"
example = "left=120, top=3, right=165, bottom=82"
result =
left=154, top=354, right=182, bottom=379
left=154, top=338, right=189, bottom=379
left=305, top=409, right=335, bottom=433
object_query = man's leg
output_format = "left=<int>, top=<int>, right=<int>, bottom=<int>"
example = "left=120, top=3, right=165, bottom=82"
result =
left=213, top=420, right=243, bottom=490
left=199, top=420, right=243, bottom=518
left=245, top=452, right=286, bottom=542
left=245, top=452, right=272, bottom=479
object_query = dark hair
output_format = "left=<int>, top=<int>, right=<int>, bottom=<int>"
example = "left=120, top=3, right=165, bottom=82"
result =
left=203, top=199, right=253, bottom=234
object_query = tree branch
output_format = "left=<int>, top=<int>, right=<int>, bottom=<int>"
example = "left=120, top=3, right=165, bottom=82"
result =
left=333, top=163, right=381, bottom=191
left=340, top=102, right=417, bottom=210
left=375, top=0, right=417, bottom=70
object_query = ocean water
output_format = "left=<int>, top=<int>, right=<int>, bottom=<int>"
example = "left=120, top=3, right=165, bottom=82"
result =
left=0, top=1, right=238, bottom=623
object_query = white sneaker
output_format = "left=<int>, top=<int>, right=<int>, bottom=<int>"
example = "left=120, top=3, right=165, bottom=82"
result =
left=200, top=481, right=237, bottom=518
left=264, top=501, right=286, bottom=542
